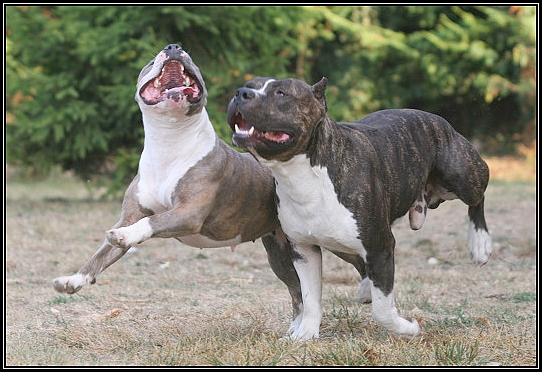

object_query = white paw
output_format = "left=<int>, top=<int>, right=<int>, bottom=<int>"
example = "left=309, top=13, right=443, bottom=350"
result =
left=106, top=227, right=133, bottom=248
left=388, top=317, right=423, bottom=339
left=468, top=223, right=492, bottom=265
left=376, top=312, right=422, bottom=337
left=106, top=218, right=153, bottom=249
left=52, top=273, right=89, bottom=294
left=287, top=313, right=303, bottom=335
left=371, top=286, right=423, bottom=337
left=358, top=277, right=372, bottom=303
left=287, top=318, right=321, bottom=341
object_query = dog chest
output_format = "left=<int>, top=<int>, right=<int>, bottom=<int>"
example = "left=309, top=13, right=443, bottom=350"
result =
left=136, top=140, right=214, bottom=212
left=264, top=155, right=366, bottom=257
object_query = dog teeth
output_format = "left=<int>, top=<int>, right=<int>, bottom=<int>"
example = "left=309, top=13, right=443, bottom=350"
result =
left=234, top=124, right=255, bottom=136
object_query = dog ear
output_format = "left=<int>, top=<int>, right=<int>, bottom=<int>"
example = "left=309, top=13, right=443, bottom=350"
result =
left=312, top=77, right=328, bottom=112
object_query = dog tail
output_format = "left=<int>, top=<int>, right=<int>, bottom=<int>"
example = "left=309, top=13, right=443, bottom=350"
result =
left=467, top=196, right=492, bottom=265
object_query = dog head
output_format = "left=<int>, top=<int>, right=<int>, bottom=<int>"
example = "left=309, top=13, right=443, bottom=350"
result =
left=136, top=44, right=207, bottom=117
left=227, top=77, right=328, bottom=162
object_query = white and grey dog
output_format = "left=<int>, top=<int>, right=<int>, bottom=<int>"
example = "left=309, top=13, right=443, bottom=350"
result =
left=52, top=44, right=304, bottom=314
left=52, top=45, right=366, bottom=330
left=228, top=76, right=492, bottom=340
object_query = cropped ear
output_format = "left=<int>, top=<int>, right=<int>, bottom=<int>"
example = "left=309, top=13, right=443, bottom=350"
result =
left=312, top=77, right=328, bottom=112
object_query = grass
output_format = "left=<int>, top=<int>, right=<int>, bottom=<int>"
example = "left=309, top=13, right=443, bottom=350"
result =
left=4, top=156, right=537, bottom=366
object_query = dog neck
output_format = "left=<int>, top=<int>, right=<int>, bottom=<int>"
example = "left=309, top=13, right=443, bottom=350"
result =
left=138, top=107, right=216, bottom=183
left=142, top=107, right=215, bottom=155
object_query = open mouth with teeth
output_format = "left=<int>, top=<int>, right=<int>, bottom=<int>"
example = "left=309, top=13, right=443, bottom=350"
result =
left=229, top=110, right=293, bottom=146
left=139, top=60, right=202, bottom=105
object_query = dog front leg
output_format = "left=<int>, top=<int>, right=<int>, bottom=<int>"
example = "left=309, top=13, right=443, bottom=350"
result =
left=53, top=177, right=148, bottom=294
left=106, top=217, right=155, bottom=248
left=287, top=243, right=323, bottom=341
left=52, top=240, right=130, bottom=294
left=261, top=228, right=303, bottom=333
left=106, top=205, right=208, bottom=248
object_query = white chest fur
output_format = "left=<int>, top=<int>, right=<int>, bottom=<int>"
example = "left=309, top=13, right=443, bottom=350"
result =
left=137, top=109, right=216, bottom=212
left=259, top=154, right=366, bottom=258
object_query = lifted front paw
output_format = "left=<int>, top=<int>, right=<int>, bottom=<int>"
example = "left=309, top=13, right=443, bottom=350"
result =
left=106, top=228, right=132, bottom=248
left=106, top=219, right=150, bottom=248
left=52, top=274, right=88, bottom=294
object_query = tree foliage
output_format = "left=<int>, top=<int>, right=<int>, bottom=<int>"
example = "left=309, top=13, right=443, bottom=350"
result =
left=5, top=5, right=536, bottom=196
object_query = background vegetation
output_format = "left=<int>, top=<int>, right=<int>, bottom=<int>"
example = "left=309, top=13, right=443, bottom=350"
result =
left=5, top=5, right=537, bottom=195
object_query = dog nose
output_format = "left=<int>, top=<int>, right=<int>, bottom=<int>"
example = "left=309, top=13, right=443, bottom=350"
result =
left=236, top=87, right=255, bottom=101
left=164, top=44, right=182, bottom=51
left=163, top=44, right=184, bottom=58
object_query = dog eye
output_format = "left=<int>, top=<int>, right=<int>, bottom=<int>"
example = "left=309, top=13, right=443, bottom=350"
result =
left=276, top=90, right=287, bottom=97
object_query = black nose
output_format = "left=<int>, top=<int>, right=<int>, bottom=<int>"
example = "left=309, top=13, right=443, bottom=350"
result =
left=236, top=87, right=255, bottom=101
left=163, top=44, right=183, bottom=57
left=164, top=44, right=182, bottom=51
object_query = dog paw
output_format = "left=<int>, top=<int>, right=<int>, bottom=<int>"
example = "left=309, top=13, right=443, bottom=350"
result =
left=106, top=218, right=152, bottom=248
left=288, top=330, right=320, bottom=342
left=357, top=277, right=372, bottom=303
left=52, top=274, right=88, bottom=294
left=287, top=320, right=320, bottom=341
left=279, top=332, right=319, bottom=343
left=392, top=317, right=423, bottom=338
left=287, top=314, right=304, bottom=335
left=279, top=334, right=318, bottom=343
left=106, top=228, right=132, bottom=248
left=468, top=223, right=493, bottom=265
left=390, top=317, right=424, bottom=340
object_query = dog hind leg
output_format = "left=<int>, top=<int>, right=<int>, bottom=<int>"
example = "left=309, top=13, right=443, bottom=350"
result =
left=328, top=251, right=371, bottom=303
left=467, top=196, right=492, bottom=265
left=436, top=141, right=492, bottom=265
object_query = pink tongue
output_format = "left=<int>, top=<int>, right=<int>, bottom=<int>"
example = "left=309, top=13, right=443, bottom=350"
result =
left=181, top=86, right=197, bottom=95
left=264, top=131, right=290, bottom=143
left=141, top=85, right=161, bottom=102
